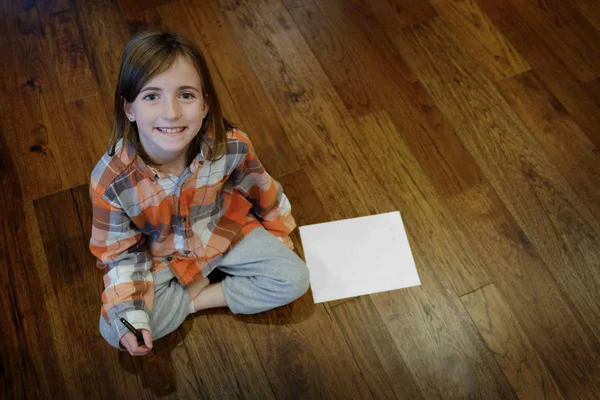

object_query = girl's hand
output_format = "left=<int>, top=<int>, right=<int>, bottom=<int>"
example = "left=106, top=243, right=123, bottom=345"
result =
left=120, top=329, right=153, bottom=356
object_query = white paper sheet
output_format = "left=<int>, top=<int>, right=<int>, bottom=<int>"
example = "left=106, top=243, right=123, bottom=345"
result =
left=299, top=211, right=421, bottom=303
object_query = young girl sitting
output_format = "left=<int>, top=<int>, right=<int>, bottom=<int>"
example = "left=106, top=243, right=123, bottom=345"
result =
left=90, top=30, right=310, bottom=356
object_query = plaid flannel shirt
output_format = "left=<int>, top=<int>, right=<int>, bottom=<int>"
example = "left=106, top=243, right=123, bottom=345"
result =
left=89, top=129, right=295, bottom=339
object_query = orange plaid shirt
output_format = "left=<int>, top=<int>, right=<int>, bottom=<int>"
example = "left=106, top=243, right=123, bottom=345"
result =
left=89, top=129, right=295, bottom=336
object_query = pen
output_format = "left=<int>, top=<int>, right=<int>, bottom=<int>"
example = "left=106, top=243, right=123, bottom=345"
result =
left=119, top=317, right=145, bottom=346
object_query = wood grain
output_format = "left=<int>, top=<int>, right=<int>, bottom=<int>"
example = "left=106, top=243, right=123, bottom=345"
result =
left=461, top=284, right=563, bottom=400
left=65, top=94, right=113, bottom=175
left=239, top=295, right=374, bottom=399
left=507, top=0, right=600, bottom=83
left=446, top=183, right=600, bottom=398
left=332, top=296, right=424, bottom=399
left=2, top=3, right=76, bottom=198
left=281, top=0, right=316, bottom=10
left=42, top=10, right=100, bottom=102
left=495, top=71, right=600, bottom=221
left=177, top=313, right=277, bottom=399
left=0, top=121, right=61, bottom=399
left=570, top=0, right=600, bottom=30
left=72, top=0, right=130, bottom=122
left=396, top=17, right=600, bottom=343
left=290, top=4, right=378, bottom=117
left=426, top=0, right=530, bottom=80
left=367, top=0, right=437, bottom=32
left=476, top=0, right=600, bottom=148
left=582, top=77, right=600, bottom=107
left=319, top=0, right=483, bottom=198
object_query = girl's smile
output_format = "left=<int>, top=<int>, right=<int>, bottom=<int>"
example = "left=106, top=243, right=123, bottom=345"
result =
left=155, top=126, right=187, bottom=134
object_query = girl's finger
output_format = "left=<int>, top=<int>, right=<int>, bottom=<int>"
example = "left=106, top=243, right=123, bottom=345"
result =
left=141, top=329, right=153, bottom=349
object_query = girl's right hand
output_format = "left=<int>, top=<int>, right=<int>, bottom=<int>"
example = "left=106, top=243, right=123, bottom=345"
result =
left=120, top=329, right=153, bottom=356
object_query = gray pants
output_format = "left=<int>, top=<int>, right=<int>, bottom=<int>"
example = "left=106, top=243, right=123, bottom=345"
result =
left=99, top=227, right=310, bottom=349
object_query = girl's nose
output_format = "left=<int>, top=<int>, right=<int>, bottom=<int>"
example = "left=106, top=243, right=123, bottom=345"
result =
left=162, top=97, right=181, bottom=120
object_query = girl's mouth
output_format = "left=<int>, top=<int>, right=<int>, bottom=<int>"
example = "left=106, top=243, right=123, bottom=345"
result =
left=156, top=127, right=186, bottom=134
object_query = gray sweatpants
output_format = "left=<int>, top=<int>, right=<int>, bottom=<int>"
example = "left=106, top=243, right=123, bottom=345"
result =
left=99, top=227, right=310, bottom=349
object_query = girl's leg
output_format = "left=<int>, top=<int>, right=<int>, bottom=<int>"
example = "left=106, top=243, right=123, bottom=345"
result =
left=190, top=281, right=228, bottom=311
left=199, top=227, right=310, bottom=315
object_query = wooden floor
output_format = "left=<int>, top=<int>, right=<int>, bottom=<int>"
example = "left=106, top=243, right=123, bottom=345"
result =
left=1, top=0, right=599, bottom=398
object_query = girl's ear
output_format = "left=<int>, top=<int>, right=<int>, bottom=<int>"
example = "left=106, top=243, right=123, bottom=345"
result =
left=124, top=100, right=135, bottom=122
left=203, top=97, right=209, bottom=118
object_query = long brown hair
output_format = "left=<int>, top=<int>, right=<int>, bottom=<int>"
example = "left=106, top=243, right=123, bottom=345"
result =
left=109, top=29, right=234, bottom=165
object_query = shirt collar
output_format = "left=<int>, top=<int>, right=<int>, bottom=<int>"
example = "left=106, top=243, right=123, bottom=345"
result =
left=118, top=139, right=207, bottom=180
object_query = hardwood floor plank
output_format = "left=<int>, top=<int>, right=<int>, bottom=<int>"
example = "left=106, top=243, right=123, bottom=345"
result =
left=507, top=0, right=600, bottom=83
left=354, top=111, right=513, bottom=398
left=168, top=0, right=301, bottom=177
left=367, top=0, right=438, bottom=32
left=2, top=3, right=103, bottom=196
left=2, top=3, right=76, bottom=198
left=461, top=284, right=563, bottom=400
left=177, top=314, right=277, bottom=399
left=289, top=4, right=379, bottom=117
left=65, top=94, right=113, bottom=176
left=42, top=9, right=100, bottom=103
left=72, top=0, right=130, bottom=122
left=476, top=0, right=600, bottom=148
left=570, top=0, right=600, bottom=30
left=0, top=124, right=65, bottom=399
left=394, top=18, right=600, bottom=342
left=281, top=0, right=315, bottom=10
left=426, top=0, right=530, bottom=80
left=332, top=296, right=424, bottom=399
left=240, top=296, right=376, bottom=399
left=386, top=104, right=484, bottom=198
left=582, top=77, right=600, bottom=107
left=446, top=183, right=600, bottom=398
left=313, top=0, right=483, bottom=198
left=495, top=71, right=600, bottom=221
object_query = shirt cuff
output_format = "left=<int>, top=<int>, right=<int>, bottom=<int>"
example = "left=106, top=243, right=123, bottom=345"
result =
left=112, top=310, right=151, bottom=347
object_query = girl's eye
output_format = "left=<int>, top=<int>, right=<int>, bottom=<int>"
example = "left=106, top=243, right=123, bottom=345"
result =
left=180, top=92, right=195, bottom=100
left=143, top=93, right=158, bottom=101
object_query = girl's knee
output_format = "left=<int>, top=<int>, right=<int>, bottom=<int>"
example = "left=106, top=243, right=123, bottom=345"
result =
left=282, top=261, right=310, bottom=302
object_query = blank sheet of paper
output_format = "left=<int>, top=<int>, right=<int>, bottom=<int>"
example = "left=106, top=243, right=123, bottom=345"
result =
left=299, top=211, right=420, bottom=303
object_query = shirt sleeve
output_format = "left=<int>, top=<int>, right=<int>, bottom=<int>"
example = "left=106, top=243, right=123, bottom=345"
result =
left=89, top=180, right=154, bottom=341
left=230, top=136, right=296, bottom=246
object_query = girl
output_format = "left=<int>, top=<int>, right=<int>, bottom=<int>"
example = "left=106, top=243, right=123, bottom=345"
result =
left=90, top=30, right=310, bottom=356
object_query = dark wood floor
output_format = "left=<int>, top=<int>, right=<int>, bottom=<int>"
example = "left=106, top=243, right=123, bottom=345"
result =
left=1, top=0, right=599, bottom=398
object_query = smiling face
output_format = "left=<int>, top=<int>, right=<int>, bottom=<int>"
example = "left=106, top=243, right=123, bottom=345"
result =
left=124, top=55, right=208, bottom=169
